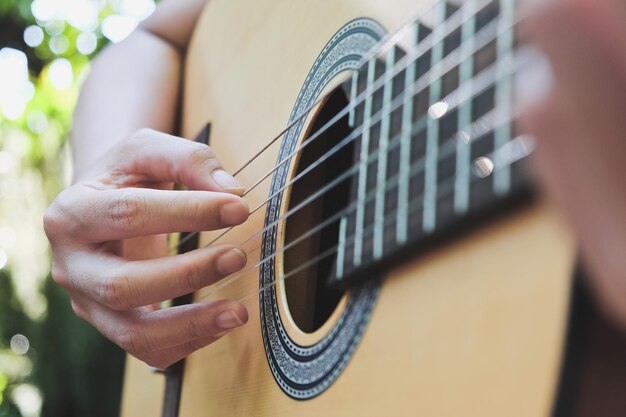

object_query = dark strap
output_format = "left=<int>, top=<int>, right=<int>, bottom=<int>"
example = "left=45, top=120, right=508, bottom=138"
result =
left=551, top=263, right=593, bottom=417
left=552, top=261, right=626, bottom=417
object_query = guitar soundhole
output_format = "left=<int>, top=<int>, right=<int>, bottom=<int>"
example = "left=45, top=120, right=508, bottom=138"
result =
left=283, top=87, right=353, bottom=333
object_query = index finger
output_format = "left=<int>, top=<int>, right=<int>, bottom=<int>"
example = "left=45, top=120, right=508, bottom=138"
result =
left=63, top=186, right=250, bottom=242
left=105, top=129, right=246, bottom=194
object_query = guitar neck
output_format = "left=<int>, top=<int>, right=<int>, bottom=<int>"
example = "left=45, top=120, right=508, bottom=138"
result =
left=327, top=0, right=534, bottom=288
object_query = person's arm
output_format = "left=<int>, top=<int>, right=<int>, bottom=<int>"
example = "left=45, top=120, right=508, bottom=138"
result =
left=72, top=0, right=206, bottom=179
left=44, top=0, right=250, bottom=369
left=523, top=0, right=626, bottom=328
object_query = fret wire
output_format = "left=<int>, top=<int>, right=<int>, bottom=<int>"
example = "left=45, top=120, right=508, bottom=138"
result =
left=199, top=104, right=516, bottom=303
left=183, top=7, right=522, bottom=253
left=336, top=74, right=359, bottom=279
left=353, top=59, right=377, bottom=267
left=373, top=47, right=397, bottom=259
left=494, top=0, right=515, bottom=195
left=348, top=70, right=358, bottom=129
left=396, top=22, right=419, bottom=245
left=423, top=1, right=448, bottom=233
left=336, top=217, right=348, bottom=278
left=454, top=0, right=478, bottom=214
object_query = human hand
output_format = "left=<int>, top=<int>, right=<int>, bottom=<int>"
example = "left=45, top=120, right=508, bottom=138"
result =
left=44, top=129, right=250, bottom=368
left=522, top=0, right=626, bottom=327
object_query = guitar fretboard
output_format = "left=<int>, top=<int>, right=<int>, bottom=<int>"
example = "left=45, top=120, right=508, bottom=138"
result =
left=327, top=0, right=532, bottom=288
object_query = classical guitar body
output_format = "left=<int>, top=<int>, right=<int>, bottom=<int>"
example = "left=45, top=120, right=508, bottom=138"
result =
left=120, top=1, right=582, bottom=416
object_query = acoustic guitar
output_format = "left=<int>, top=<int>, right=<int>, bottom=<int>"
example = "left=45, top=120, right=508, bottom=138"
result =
left=119, top=0, right=626, bottom=416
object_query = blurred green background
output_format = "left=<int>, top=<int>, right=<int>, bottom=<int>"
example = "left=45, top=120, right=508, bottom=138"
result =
left=0, top=1, right=157, bottom=416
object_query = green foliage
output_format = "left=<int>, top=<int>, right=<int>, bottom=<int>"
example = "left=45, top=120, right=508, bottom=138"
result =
left=0, top=1, right=157, bottom=416
left=0, top=0, right=32, bottom=25
left=0, top=271, right=33, bottom=417
left=32, top=280, right=125, bottom=417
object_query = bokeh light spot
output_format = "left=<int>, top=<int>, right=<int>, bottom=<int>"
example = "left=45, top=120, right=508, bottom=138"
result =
left=66, top=0, right=99, bottom=32
left=49, top=34, right=70, bottom=55
left=11, top=384, right=42, bottom=417
left=23, top=25, right=44, bottom=48
left=31, top=0, right=56, bottom=22
left=76, top=32, right=97, bottom=55
left=3, top=99, right=26, bottom=120
left=27, top=110, right=49, bottom=134
left=0, top=48, right=31, bottom=120
left=10, top=334, right=30, bottom=355
left=47, top=58, right=73, bottom=90
left=120, top=0, right=156, bottom=20
left=102, top=14, right=138, bottom=43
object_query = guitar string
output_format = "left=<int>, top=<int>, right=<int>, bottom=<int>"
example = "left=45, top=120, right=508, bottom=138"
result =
left=234, top=0, right=499, bottom=199
left=177, top=0, right=504, bottom=250
left=204, top=134, right=533, bottom=306
left=178, top=12, right=523, bottom=254
left=202, top=46, right=523, bottom=271
left=175, top=0, right=511, bottom=250
left=232, top=14, right=506, bottom=228
left=175, top=11, right=532, bottom=310
left=197, top=102, right=528, bottom=303
left=174, top=0, right=481, bottom=249
left=228, top=0, right=485, bottom=178
left=194, top=34, right=531, bottom=269
left=243, top=152, right=531, bottom=306
left=195, top=35, right=534, bottom=302
left=225, top=44, right=534, bottom=305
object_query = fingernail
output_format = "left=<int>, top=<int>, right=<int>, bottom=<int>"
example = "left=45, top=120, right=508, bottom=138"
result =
left=212, top=170, right=245, bottom=194
left=216, top=310, right=245, bottom=330
left=216, top=248, right=247, bottom=275
left=220, top=201, right=249, bottom=225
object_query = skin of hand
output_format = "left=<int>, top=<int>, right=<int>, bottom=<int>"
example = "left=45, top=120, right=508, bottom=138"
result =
left=44, top=129, right=251, bottom=369
left=522, top=0, right=626, bottom=328
left=44, top=0, right=256, bottom=368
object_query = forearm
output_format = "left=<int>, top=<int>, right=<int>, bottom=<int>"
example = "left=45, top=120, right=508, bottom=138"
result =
left=71, top=30, right=180, bottom=180
left=71, top=0, right=207, bottom=181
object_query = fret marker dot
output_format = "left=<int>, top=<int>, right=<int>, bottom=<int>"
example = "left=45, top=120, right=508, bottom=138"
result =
left=428, top=101, right=448, bottom=119
left=472, top=157, right=494, bottom=178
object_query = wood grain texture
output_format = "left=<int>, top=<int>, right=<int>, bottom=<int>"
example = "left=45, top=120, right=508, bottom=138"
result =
left=121, top=0, right=576, bottom=415
left=120, top=355, right=165, bottom=417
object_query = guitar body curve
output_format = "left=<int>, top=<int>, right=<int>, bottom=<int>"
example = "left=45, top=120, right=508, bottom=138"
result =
left=121, top=1, right=575, bottom=416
